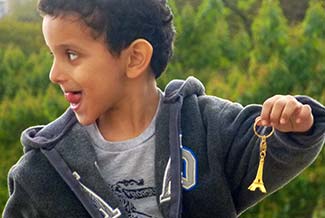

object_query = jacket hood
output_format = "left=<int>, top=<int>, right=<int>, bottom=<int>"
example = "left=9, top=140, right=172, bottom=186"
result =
left=164, top=76, right=205, bottom=103
left=21, top=76, right=205, bottom=153
left=21, top=109, right=77, bottom=152
left=160, top=76, right=205, bottom=218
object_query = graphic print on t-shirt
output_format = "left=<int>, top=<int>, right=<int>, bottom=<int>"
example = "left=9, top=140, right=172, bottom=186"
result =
left=110, top=179, right=158, bottom=218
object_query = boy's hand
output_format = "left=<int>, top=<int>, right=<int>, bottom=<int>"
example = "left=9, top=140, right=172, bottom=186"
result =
left=258, top=95, right=314, bottom=133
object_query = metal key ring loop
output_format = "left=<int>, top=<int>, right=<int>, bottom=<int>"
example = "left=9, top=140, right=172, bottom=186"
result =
left=253, top=117, right=275, bottom=138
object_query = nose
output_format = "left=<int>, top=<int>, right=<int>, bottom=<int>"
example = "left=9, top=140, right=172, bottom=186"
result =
left=49, top=60, right=67, bottom=84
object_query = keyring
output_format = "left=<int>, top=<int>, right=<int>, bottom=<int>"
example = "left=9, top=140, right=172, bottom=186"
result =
left=248, top=116, right=275, bottom=193
left=253, top=117, right=274, bottom=138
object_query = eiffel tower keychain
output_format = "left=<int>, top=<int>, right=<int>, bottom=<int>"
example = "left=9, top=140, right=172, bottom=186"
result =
left=248, top=117, right=274, bottom=193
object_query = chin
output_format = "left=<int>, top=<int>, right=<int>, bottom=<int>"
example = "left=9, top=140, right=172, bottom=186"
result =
left=75, top=114, right=97, bottom=126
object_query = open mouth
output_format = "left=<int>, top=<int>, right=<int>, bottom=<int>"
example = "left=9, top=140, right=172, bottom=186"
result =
left=64, top=91, right=82, bottom=111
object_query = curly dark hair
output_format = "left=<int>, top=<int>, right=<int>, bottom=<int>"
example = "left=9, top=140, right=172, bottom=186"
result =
left=38, top=0, right=175, bottom=78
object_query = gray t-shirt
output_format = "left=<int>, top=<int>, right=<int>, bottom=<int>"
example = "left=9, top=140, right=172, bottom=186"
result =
left=85, top=94, right=163, bottom=218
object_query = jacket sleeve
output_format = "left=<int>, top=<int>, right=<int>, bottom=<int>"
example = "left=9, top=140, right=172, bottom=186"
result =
left=201, top=95, right=325, bottom=215
left=2, top=165, right=41, bottom=218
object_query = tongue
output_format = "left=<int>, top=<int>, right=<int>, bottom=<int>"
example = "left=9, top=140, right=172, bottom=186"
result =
left=64, top=92, right=82, bottom=104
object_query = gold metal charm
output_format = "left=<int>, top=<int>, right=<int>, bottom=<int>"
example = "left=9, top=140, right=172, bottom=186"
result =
left=248, top=117, right=274, bottom=194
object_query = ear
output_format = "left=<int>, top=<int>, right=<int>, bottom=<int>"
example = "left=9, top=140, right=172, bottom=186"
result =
left=125, top=39, right=153, bottom=79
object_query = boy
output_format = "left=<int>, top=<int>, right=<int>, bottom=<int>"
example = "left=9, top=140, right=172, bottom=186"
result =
left=3, top=0, right=325, bottom=217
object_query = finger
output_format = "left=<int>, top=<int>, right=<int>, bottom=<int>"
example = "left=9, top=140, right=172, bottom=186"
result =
left=296, top=104, right=313, bottom=125
left=255, top=116, right=263, bottom=126
left=270, top=97, right=287, bottom=126
left=261, top=95, right=282, bottom=126
left=279, top=97, right=302, bottom=125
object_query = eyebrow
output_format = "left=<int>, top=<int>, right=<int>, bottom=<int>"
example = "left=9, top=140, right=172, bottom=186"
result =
left=54, top=43, right=87, bottom=53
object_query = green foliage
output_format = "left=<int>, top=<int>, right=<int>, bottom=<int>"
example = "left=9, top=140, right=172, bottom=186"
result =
left=0, top=19, right=44, bottom=54
left=303, top=1, right=325, bottom=39
left=0, top=46, right=52, bottom=100
left=0, top=46, right=27, bottom=99
left=0, top=87, right=67, bottom=211
left=237, top=0, right=257, bottom=11
left=159, top=0, right=255, bottom=98
left=1, top=0, right=325, bottom=216
left=159, top=0, right=252, bottom=87
left=167, top=0, right=230, bottom=80
left=251, top=0, right=288, bottom=63
left=0, top=18, right=66, bottom=212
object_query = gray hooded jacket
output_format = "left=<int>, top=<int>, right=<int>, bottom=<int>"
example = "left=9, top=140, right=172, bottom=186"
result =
left=3, top=77, right=325, bottom=218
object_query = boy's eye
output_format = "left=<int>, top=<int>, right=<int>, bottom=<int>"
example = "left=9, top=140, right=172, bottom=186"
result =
left=67, top=51, right=78, bottom=61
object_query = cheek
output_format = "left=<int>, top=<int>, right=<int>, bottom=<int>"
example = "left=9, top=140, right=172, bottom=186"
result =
left=83, top=68, right=120, bottom=94
left=74, top=63, right=103, bottom=84
left=98, top=61, right=126, bottom=82
left=78, top=55, right=126, bottom=90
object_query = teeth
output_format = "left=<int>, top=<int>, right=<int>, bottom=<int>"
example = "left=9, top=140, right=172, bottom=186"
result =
left=70, top=102, right=80, bottom=110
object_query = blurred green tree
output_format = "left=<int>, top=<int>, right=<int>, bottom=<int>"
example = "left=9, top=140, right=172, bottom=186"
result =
left=0, top=19, right=44, bottom=54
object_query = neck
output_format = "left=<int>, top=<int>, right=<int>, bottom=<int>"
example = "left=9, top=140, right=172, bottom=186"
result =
left=97, top=75, right=160, bottom=142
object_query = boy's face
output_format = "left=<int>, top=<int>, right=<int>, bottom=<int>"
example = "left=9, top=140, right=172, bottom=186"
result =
left=42, top=15, right=129, bottom=125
